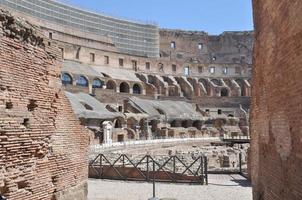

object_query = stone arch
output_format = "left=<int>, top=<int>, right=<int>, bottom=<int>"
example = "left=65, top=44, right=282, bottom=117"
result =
left=106, top=80, right=117, bottom=90
left=61, top=73, right=73, bottom=85
left=221, top=88, right=229, bottom=97
left=199, top=78, right=211, bottom=95
left=76, top=75, right=89, bottom=87
left=133, top=83, right=142, bottom=94
left=193, top=120, right=202, bottom=130
left=168, top=86, right=179, bottom=96
left=181, top=120, right=192, bottom=128
left=235, top=79, right=246, bottom=96
left=120, top=82, right=130, bottom=93
left=149, top=120, right=159, bottom=133
left=127, top=117, right=138, bottom=130
left=92, top=78, right=104, bottom=88
left=114, top=117, right=124, bottom=128
left=211, top=79, right=223, bottom=86
left=126, top=129, right=136, bottom=140
left=171, top=120, right=181, bottom=128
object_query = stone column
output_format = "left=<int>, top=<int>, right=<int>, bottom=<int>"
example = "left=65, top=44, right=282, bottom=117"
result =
left=102, top=121, right=113, bottom=144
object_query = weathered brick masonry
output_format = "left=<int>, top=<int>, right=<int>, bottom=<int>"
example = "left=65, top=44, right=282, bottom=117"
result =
left=251, top=1, right=302, bottom=200
left=0, top=9, right=89, bottom=200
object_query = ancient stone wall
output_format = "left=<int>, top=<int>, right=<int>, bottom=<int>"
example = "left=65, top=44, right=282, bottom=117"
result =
left=0, top=10, right=89, bottom=200
left=251, top=1, right=302, bottom=199
left=159, top=29, right=253, bottom=65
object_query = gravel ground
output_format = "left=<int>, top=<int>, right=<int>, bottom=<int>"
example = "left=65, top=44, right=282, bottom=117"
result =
left=88, top=174, right=252, bottom=200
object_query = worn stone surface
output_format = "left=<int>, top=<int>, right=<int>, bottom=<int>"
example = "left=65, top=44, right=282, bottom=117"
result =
left=0, top=9, right=89, bottom=200
left=251, top=1, right=302, bottom=199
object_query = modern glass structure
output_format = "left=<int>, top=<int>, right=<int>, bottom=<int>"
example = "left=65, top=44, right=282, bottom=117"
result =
left=0, top=0, right=160, bottom=57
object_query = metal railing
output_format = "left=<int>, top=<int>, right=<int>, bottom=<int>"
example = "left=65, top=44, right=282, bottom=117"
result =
left=89, top=154, right=208, bottom=185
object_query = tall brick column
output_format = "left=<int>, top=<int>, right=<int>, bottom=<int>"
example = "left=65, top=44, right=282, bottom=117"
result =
left=251, top=1, right=302, bottom=200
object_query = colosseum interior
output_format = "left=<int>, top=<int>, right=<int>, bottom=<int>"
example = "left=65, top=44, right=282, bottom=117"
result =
left=0, top=0, right=301, bottom=200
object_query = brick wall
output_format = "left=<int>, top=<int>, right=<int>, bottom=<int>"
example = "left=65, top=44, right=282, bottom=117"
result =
left=0, top=9, right=89, bottom=200
left=251, top=1, right=302, bottom=199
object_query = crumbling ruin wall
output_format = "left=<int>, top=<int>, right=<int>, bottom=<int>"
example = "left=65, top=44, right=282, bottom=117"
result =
left=251, top=1, right=302, bottom=200
left=0, top=10, right=89, bottom=200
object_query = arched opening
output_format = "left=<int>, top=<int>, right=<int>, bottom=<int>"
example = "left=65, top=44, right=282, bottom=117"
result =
left=114, top=118, right=123, bottom=128
left=193, top=120, right=202, bottom=130
left=168, top=86, right=179, bottom=96
left=127, top=129, right=135, bottom=140
left=120, top=82, right=130, bottom=93
left=221, top=88, right=229, bottom=97
left=76, top=76, right=88, bottom=87
left=127, top=131, right=135, bottom=140
left=139, top=119, right=148, bottom=139
left=235, top=79, right=246, bottom=96
left=149, top=120, right=159, bottom=133
left=92, top=78, right=104, bottom=88
left=181, top=120, right=192, bottom=128
left=199, top=78, right=211, bottom=95
left=211, top=79, right=222, bottom=86
left=168, top=130, right=175, bottom=138
left=61, top=73, right=73, bottom=85
left=106, top=80, right=116, bottom=90
left=133, top=83, right=141, bottom=94
left=127, top=117, right=138, bottom=130
left=171, top=120, right=181, bottom=128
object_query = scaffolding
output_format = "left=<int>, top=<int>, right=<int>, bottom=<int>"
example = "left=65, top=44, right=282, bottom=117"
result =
left=0, top=0, right=160, bottom=57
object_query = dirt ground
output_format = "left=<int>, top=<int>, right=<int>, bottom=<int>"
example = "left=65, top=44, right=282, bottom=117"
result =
left=88, top=174, right=252, bottom=200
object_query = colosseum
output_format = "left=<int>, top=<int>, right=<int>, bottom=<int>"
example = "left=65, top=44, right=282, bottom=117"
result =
left=1, top=0, right=253, bottom=145
left=1, top=0, right=300, bottom=200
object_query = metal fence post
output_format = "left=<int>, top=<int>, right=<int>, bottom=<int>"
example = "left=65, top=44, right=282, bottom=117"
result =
left=173, top=156, right=176, bottom=182
left=99, top=154, right=102, bottom=178
left=153, top=161, right=156, bottom=198
left=147, top=155, right=150, bottom=181
left=204, top=156, right=208, bottom=185
left=239, top=152, right=242, bottom=175
left=200, top=156, right=204, bottom=185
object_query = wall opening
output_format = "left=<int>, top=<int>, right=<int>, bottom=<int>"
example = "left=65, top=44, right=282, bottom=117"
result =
left=92, top=78, right=104, bottom=88
left=61, top=73, right=73, bottom=85
left=106, top=80, right=116, bottom=90
left=5, top=102, right=13, bottom=109
left=221, top=88, right=229, bottom=97
left=120, top=82, right=130, bottom=93
left=76, top=76, right=88, bottom=87
left=133, top=83, right=141, bottom=94
left=184, top=66, right=190, bottom=76
left=27, top=99, right=38, bottom=111
left=115, top=118, right=123, bottom=128
left=22, top=118, right=30, bottom=128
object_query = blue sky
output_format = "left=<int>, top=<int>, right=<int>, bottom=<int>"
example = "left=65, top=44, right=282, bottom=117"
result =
left=59, top=0, right=254, bottom=35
